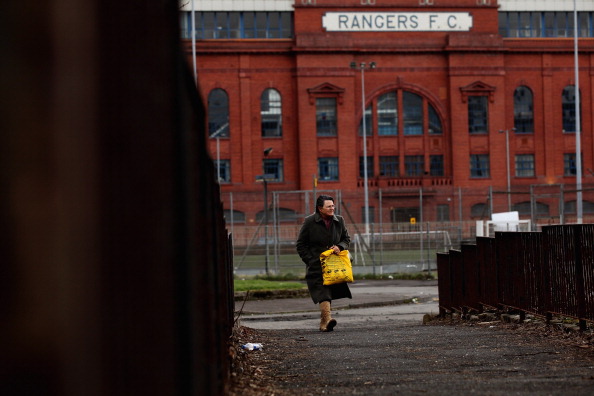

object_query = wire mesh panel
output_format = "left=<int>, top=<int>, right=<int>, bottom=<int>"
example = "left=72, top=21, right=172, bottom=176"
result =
left=222, top=185, right=594, bottom=244
left=224, top=185, right=594, bottom=282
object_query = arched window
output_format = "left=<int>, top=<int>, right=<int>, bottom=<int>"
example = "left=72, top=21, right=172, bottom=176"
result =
left=562, top=85, right=580, bottom=133
left=261, top=88, right=282, bottom=137
left=207, top=88, right=229, bottom=138
left=255, top=208, right=297, bottom=223
left=377, top=92, right=397, bottom=135
left=564, top=200, right=594, bottom=214
left=428, top=104, right=442, bottom=135
left=277, top=208, right=298, bottom=222
left=358, top=104, right=373, bottom=136
left=514, top=86, right=534, bottom=133
left=357, top=89, right=445, bottom=180
left=370, top=90, right=441, bottom=136
left=223, top=209, right=245, bottom=224
left=512, top=201, right=550, bottom=216
left=403, top=92, right=423, bottom=135
left=471, top=203, right=489, bottom=219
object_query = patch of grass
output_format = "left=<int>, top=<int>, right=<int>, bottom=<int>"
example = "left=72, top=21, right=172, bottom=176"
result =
left=254, top=273, right=305, bottom=281
left=234, top=278, right=306, bottom=292
left=357, top=272, right=437, bottom=280
left=233, top=250, right=442, bottom=270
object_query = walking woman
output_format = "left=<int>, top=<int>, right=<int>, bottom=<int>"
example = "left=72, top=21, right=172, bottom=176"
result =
left=296, top=195, right=352, bottom=331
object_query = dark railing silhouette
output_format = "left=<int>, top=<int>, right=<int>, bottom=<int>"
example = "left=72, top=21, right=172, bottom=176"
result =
left=437, top=225, right=594, bottom=330
left=2, top=1, right=235, bottom=394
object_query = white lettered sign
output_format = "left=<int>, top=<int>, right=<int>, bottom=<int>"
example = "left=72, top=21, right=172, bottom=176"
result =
left=322, top=12, right=473, bottom=32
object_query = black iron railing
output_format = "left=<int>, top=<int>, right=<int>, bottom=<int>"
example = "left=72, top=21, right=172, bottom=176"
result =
left=437, top=225, right=594, bottom=330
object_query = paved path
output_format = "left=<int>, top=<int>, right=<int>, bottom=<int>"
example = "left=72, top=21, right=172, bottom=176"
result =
left=239, top=279, right=439, bottom=330
left=239, top=279, right=438, bottom=313
left=235, top=280, right=594, bottom=395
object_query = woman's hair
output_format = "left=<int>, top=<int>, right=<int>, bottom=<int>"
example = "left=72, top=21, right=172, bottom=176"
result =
left=315, top=195, right=335, bottom=213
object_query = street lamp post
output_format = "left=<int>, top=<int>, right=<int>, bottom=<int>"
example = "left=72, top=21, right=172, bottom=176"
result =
left=351, top=61, right=376, bottom=237
left=573, top=0, right=583, bottom=224
left=209, top=122, right=228, bottom=183
left=191, top=0, right=196, bottom=81
left=216, top=136, right=220, bottom=181
left=256, top=147, right=274, bottom=276
left=499, top=128, right=515, bottom=211
left=263, top=177, right=269, bottom=275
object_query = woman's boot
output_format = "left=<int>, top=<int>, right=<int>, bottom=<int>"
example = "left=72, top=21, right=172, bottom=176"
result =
left=319, top=301, right=337, bottom=332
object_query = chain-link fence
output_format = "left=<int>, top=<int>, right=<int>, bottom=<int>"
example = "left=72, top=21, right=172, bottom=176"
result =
left=224, top=184, right=594, bottom=277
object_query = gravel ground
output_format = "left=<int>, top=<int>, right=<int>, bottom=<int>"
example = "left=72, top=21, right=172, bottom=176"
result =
left=228, top=316, right=594, bottom=396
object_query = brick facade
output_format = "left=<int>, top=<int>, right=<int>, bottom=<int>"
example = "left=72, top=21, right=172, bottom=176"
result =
left=186, top=0, right=594, bottom=225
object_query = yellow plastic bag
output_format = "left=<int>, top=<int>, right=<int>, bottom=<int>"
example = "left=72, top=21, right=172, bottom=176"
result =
left=319, top=249, right=354, bottom=286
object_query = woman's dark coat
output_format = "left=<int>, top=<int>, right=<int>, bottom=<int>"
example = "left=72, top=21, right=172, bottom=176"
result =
left=296, top=212, right=352, bottom=304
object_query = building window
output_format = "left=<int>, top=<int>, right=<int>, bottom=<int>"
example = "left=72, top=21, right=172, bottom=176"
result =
left=184, top=11, right=293, bottom=39
left=471, top=203, right=489, bottom=219
left=578, top=11, right=592, bottom=37
left=430, top=155, right=444, bottom=176
left=369, top=89, right=441, bottom=136
left=379, top=156, right=399, bottom=177
left=263, top=158, right=283, bottom=182
left=261, top=88, right=282, bottom=137
left=358, top=104, right=373, bottom=136
left=215, top=159, right=231, bottom=183
left=468, top=96, right=488, bottom=134
left=498, top=12, right=594, bottom=38
left=519, top=12, right=535, bottom=38
left=470, top=154, right=490, bottom=178
left=564, top=200, right=594, bottom=214
left=428, top=104, right=442, bottom=135
left=512, top=201, right=550, bottom=216
left=224, top=209, right=245, bottom=224
left=391, top=207, right=419, bottom=223
left=514, top=86, right=534, bottom=133
left=255, top=208, right=298, bottom=223
left=357, top=89, right=444, bottom=180
left=562, top=85, right=580, bottom=133
left=499, top=12, right=540, bottom=38
left=377, top=92, right=397, bottom=135
left=403, top=92, right=423, bottom=135
left=266, top=12, right=292, bottom=38
left=276, top=208, right=298, bottom=222
left=515, top=154, right=535, bottom=177
left=545, top=12, right=571, bottom=38
left=318, top=157, right=339, bottom=181
left=437, top=204, right=450, bottom=221
left=405, top=155, right=424, bottom=177
left=359, top=156, right=373, bottom=178
left=564, top=153, right=577, bottom=176
left=207, top=88, right=229, bottom=138
left=316, top=98, right=337, bottom=136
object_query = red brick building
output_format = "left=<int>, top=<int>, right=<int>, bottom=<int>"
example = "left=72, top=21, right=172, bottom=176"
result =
left=182, top=0, right=594, bottom=227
